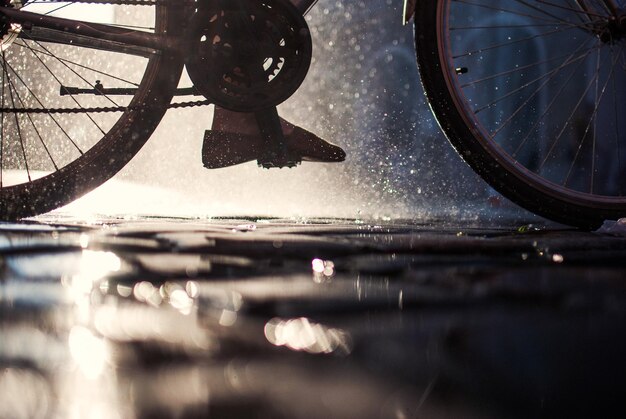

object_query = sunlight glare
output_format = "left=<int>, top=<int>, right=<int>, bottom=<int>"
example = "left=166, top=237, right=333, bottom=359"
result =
left=68, top=326, right=108, bottom=380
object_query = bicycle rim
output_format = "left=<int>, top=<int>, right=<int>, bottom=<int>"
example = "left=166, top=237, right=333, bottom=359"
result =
left=416, top=0, right=626, bottom=228
left=0, top=1, right=183, bottom=219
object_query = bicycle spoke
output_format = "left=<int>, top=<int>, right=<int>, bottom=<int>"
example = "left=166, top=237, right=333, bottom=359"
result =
left=451, top=23, right=577, bottom=30
left=2, top=52, right=31, bottom=182
left=474, top=44, right=598, bottom=113
left=612, top=48, right=622, bottom=194
left=19, top=38, right=107, bottom=134
left=514, top=0, right=571, bottom=21
left=563, top=48, right=621, bottom=188
left=2, top=55, right=83, bottom=155
left=0, top=56, right=4, bottom=188
left=460, top=46, right=597, bottom=88
left=539, top=48, right=608, bottom=171
left=565, top=0, right=589, bottom=23
left=13, top=41, right=140, bottom=87
left=534, top=0, right=609, bottom=18
left=486, top=38, right=591, bottom=138
left=453, top=25, right=579, bottom=59
left=452, top=0, right=592, bottom=28
left=4, top=67, right=59, bottom=172
left=594, top=0, right=618, bottom=16
left=590, top=45, right=601, bottom=193
left=43, top=2, right=72, bottom=15
left=106, top=22, right=155, bottom=31
left=513, top=41, right=592, bottom=157
left=23, top=35, right=120, bottom=107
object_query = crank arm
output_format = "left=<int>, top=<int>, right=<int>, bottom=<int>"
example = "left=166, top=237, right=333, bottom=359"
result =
left=255, top=107, right=300, bottom=169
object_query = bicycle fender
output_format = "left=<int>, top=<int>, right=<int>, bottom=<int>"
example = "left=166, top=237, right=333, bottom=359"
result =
left=403, top=0, right=416, bottom=24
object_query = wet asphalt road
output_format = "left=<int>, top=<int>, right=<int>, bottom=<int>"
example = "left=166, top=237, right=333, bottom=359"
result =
left=1, top=216, right=626, bottom=418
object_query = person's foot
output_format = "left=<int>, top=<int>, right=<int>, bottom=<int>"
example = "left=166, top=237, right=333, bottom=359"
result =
left=203, top=107, right=346, bottom=169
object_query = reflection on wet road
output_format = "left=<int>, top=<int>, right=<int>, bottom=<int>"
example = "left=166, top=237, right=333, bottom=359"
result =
left=1, top=217, right=626, bottom=418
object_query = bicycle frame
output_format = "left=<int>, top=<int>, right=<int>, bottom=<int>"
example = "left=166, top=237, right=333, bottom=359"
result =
left=1, top=5, right=175, bottom=54
left=1, top=0, right=323, bottom=57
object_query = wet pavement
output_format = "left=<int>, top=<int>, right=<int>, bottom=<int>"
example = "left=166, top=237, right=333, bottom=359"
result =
left=2, top=216, right=626, bottom=418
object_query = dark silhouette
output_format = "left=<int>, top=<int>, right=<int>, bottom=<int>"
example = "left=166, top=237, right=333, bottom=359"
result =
left=203, top=107, right=346, bottom=169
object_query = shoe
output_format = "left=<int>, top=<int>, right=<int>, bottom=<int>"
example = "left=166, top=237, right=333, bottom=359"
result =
left=202, top=126, right=346, bottom=169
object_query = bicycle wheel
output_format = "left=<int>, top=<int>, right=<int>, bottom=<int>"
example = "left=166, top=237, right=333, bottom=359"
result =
left=0, top=0, right=184, bottom=219
left=415, top=0, right=626, bottom=228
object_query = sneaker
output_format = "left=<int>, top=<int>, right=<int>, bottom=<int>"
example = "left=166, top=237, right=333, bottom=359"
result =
left=202, top=126, right=346, bottom=169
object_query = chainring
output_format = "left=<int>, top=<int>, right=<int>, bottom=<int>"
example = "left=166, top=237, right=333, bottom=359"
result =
left=185, top=0, right=312, bottom=112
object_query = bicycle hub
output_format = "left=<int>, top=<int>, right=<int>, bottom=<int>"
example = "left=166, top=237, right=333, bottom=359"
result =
left=599, top=9, right=626, bottom=43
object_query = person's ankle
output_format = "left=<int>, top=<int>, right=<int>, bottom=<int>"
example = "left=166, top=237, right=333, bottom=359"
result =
left=213, top=106, right=295, bottom=136
left=212, top=107, right=259, bottom=135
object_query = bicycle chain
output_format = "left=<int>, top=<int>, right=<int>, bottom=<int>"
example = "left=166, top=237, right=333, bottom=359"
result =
left=0, top=98, right=212, bottom=114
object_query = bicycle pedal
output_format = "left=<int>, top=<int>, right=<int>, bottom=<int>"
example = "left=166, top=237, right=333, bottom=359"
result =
left=257, top=159, right=302, bottom=169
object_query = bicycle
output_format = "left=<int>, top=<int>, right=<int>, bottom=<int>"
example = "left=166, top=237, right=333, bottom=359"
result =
left=411, top=0, right=626, bottom=228
left=0, top=0, right=624, bottom=228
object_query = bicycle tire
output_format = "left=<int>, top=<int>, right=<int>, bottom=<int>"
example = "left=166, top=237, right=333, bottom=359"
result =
left=414, top=0, right=626, bottom=228
left=0, top=1, right=184, bottom=219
